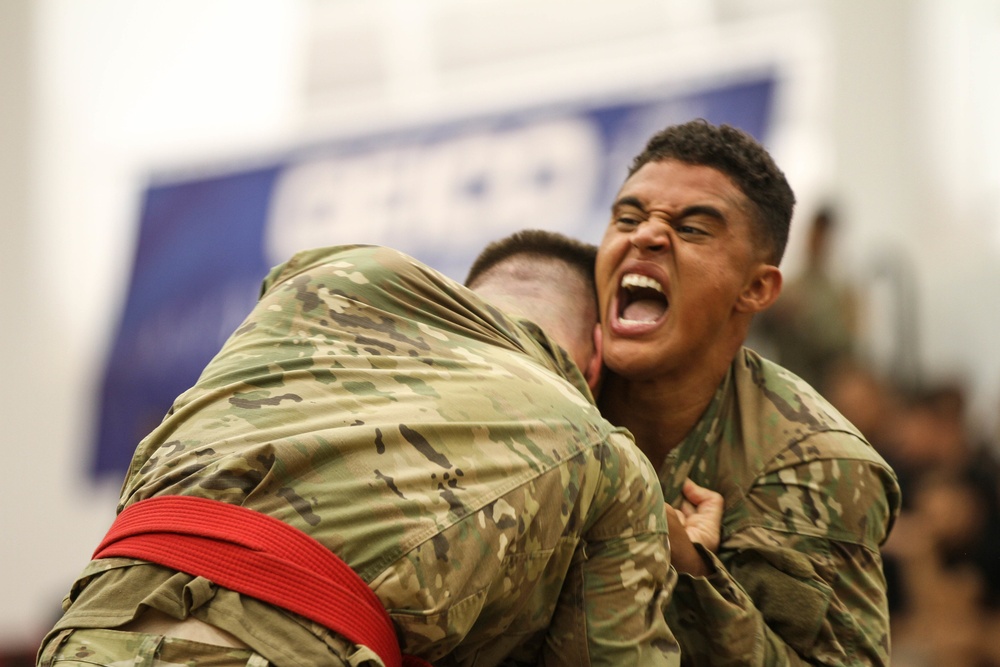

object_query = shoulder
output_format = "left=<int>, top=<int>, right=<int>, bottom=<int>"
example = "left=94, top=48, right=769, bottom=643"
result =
left=257, top=245, right=594, bottom=405
left=724, top=347, right=900, bottom=503
left=733, top=348, right=881, bottom=461
left=257, top=245, right=500, bottom=336
left=724, top=349, right=901, bottom=545
left=260, top=245, right=445, bottom=294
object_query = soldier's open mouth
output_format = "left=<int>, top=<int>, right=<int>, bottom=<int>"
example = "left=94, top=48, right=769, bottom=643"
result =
left=618, top=273, right=668, bottom=323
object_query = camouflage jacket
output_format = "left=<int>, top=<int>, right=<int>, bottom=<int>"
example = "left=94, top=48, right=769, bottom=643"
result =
left=660, top=348, right=901, bottom=666
left=51, top=245, right=679, bottom=666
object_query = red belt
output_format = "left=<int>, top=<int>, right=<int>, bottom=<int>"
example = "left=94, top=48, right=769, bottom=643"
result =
left=93, top=495, right=430, bottom=667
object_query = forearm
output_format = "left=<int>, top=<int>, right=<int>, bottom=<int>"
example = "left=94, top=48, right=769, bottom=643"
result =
left=542, top=534, right=680, bottom=666
left=667, top=545, right=890, bottom=667
left=545, top=434, right=682, bottom=666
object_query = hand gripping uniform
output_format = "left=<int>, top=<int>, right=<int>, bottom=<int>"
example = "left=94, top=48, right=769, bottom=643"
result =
left=39, top=246, right=679, bottom=667
left=660, top=348, right=901, bottom=666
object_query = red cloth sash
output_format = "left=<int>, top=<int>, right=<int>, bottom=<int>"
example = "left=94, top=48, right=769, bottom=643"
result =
left=93, top=495, right=430, bottom=667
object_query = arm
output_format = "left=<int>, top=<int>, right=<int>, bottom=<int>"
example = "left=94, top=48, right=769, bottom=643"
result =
left=543, top=433, right=681, bottom=667
left=667, top=452, right=900, bottom=666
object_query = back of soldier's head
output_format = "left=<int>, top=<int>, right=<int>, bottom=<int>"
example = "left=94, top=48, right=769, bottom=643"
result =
left=466, top=229, right=596, bottom=290
left=465, top=229, right=599, bottom=382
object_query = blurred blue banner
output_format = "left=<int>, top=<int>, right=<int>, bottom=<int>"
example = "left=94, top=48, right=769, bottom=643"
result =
left=92, top=75, right=776, bottom=478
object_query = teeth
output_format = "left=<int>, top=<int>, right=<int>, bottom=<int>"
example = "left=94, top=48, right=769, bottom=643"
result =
left=621, top=273, right=663, bottom=292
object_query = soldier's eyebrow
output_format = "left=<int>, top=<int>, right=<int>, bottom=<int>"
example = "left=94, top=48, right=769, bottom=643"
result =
left=676, top=204, right=726, bottom=224
left=612, top=195, right=645, bottom=212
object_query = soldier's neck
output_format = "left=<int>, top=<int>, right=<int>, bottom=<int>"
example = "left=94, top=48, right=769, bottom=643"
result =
left=598, top=372, right=715, bottom=472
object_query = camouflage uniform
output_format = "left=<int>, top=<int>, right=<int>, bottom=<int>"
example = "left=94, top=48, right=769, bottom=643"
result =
left=41, top=245, right=679, bottom=667
left=38, top=627, right=270, bottom=667
left=659, top=348, right=901, bottom=666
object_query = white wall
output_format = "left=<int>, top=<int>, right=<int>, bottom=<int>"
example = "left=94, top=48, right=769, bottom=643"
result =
left=4, top=0, right=308, bottom=645
left=3, top=0, right=998, bottom=647
left=909, top=0, right=1000, bottom=429
left=829, top=0, right=1000, bottom=429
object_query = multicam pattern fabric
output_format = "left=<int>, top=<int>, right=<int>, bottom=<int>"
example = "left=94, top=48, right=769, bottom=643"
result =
left=38, top=627, right=269, bottom=667
left=44, top=245, right=679, bottom=667
left=659, top=347, right=901, bottom=666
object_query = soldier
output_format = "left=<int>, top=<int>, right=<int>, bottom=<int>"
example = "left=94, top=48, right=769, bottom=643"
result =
left=38, top=232, right=681, bottom=666
left=753, top=204, right=860, bottom=391
left=594, top=120, right=901, bottom=666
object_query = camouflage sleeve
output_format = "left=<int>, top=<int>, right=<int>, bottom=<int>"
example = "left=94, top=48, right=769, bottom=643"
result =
left=668, top=435, right=901, bottom=666
left=545, top=431, right=681, bottom=666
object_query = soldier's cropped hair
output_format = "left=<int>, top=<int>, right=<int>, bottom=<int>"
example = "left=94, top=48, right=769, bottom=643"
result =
left=629, top=119, right=796, bottom=266
left=465, top=229, right=597, bottom=290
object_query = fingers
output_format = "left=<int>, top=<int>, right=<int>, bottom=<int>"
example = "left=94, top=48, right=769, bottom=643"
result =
left=675, top=479, right=723, bottom=521
left=682, top=478, right=723, bottom=507
left=669, top=481, right=725, bottom=551
left=680, top=499, right=697, bottom=519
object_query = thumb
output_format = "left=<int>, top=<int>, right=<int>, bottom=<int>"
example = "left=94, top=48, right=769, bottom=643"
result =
left=682, top=478, right=722, bottom=506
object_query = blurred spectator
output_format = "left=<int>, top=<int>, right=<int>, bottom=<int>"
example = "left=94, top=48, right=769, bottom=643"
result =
left=884, top=467, right=1000, bottom=667
left=878, top=381, right=1000, bottom=666
left=754, top=204, right=858, bottom=389
left=822, top=357, right=899, bottom=450
left=824, top=364, right=1000, bottom=665
left=883, top=383, right=996, bottom=504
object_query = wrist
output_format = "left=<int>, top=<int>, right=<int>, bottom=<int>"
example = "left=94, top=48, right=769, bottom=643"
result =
left=675, top=542, right=714, bottom=578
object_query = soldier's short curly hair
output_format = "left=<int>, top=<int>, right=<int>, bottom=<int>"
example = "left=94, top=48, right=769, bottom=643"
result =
left=629, top=119, right=795, bottom=266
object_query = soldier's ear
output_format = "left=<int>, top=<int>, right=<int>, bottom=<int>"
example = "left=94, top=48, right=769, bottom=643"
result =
left=736, top=264, right=782, bottom=314
left=583, top=324, right=603, bottom=394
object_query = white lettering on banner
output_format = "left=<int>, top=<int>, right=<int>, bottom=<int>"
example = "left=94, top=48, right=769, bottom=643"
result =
left=264, top=117, right=603, bottom=268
